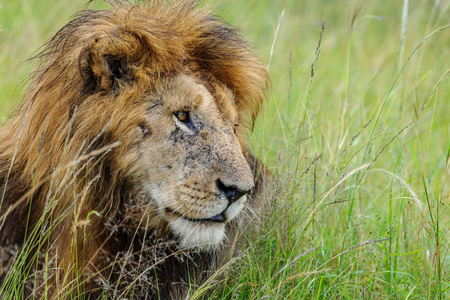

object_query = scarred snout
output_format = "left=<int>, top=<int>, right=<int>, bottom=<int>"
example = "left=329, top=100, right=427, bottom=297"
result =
left=213, top=127, right=254, bottom=197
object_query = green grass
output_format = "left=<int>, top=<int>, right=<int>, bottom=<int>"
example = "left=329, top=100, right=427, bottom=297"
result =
left=1, top=0, right=450, bottom=298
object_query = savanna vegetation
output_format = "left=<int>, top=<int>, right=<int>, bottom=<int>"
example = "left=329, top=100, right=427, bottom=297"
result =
left=1, top=0, right=449, bottom=298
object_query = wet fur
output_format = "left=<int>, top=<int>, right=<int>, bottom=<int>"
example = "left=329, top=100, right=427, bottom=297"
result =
left=0, top=1, right=269, bottom=298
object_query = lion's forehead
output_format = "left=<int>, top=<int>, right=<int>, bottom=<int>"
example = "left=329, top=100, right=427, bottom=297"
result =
left=153, top=74, right=238, bottom=124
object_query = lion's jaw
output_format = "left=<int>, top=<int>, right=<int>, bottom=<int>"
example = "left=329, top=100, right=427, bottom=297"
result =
left=165, top=195, right=247, bottom=251
left=131, top=75, right=254, bottom=251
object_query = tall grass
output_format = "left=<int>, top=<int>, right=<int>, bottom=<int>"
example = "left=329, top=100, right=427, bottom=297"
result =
left=1, top=0, right=449, bottom=298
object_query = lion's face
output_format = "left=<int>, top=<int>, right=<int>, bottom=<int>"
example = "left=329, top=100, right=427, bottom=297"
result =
left=120, top=74, right=254, bottom=250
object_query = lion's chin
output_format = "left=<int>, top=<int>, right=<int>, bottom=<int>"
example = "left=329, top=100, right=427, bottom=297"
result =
left=169, top=218, right=226, bottom=251
left=166, top=195, right=248, bottom=251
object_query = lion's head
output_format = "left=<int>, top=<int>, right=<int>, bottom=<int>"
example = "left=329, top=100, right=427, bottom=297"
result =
left=0, top=0, right=268, bottom=296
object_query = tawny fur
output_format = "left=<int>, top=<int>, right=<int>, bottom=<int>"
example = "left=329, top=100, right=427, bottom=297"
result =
left=0, top=1, right=269, bottom=298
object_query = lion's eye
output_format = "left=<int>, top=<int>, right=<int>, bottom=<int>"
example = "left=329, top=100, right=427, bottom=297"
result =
left=175, top=111, right=189, bottom=123
left=139, top=124, right=151, bottom=138
left=173, top=111, right=195, bottom=132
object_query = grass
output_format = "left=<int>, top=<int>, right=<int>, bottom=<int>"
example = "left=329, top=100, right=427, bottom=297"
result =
left=1, top=0, right=450, bottom=298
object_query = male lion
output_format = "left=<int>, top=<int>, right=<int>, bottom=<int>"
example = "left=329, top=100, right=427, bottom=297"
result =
left=0, top=0, right=269, bottom=298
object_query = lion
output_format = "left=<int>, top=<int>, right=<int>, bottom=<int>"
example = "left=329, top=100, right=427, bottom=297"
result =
left=0, top=0, right=269, bottom=298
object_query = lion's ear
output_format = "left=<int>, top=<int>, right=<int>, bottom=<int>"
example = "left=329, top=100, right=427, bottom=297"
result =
left=88, top=34, right=138, bottom=91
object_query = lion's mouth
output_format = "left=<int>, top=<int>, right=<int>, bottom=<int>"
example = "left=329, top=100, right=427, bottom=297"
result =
left=165, top=208, right=226, bottom=223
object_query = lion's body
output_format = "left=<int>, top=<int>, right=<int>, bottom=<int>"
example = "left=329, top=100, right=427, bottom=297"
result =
left=0, top=1, right=268, bottom=298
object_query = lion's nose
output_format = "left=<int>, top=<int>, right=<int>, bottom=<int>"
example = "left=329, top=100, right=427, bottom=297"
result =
left=216, top=179, right=251, bottom=204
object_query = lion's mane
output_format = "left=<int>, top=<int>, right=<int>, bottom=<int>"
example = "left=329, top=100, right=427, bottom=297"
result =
left=0, top=1, right=268, bottom=298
